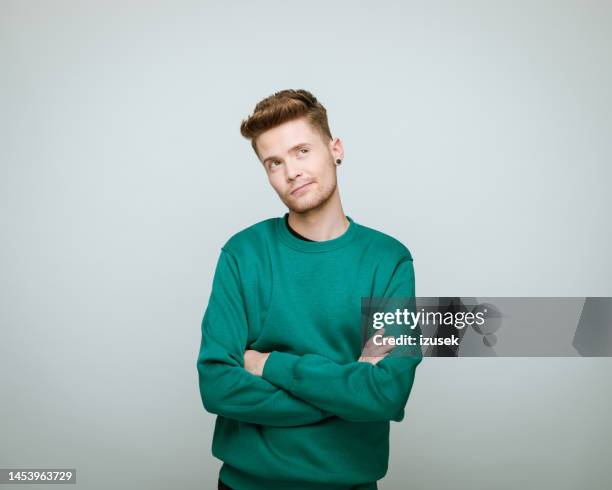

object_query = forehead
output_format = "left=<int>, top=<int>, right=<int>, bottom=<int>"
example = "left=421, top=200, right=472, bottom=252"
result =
left=257, top=118, right=321, bottom=157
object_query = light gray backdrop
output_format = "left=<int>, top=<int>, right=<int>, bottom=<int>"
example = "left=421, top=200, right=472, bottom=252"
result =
left=1, top=1, right=611, bottom=489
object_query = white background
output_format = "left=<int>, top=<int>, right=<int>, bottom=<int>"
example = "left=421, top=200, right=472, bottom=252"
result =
left=1, top=1, right=611, bottom=489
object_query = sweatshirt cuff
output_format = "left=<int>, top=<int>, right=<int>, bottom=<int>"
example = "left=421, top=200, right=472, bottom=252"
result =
left=262, top=351, right=300, bottom=390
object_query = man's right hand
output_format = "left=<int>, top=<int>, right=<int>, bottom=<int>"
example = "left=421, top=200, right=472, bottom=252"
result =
left=358, top=327, right=395, bottom=365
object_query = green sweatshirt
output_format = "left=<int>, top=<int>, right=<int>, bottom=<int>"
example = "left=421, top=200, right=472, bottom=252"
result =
left=197, top=213, right=422, bottom=490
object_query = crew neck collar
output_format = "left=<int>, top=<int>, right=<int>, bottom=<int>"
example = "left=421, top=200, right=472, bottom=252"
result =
left=276, top=212, right=358, bottom=253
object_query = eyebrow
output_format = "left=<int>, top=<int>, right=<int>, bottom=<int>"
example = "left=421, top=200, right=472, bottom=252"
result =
left=262, top=142, right=312, bottom=164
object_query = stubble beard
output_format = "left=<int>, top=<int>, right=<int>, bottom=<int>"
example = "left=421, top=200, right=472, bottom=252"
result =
left=283, top=178, right=337, bottom=214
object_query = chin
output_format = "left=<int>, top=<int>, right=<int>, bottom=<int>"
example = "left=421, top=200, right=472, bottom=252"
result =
left=286, top=195, right=330, bottom=214
left=282, top=184, right=335, bottom=213
left=286, top=201, right=318, bottom=213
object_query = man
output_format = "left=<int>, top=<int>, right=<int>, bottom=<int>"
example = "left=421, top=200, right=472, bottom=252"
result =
left=197, top=89, right=422, bottom=490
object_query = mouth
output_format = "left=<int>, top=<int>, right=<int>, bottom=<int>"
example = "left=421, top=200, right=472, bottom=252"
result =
left=290, top=182, right=314, bottom=195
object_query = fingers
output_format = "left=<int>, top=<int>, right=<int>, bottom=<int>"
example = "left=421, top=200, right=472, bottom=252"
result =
left=363, top=328, right=386, bottom=351
left=361, top=328, right=395, bottom=357
left=358, top=355, right=386, bottom=365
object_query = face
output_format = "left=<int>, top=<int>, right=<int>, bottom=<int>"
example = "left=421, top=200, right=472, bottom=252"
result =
left=256, top=117, right=343, bottom=213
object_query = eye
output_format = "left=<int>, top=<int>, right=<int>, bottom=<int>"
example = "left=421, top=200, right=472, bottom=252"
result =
left=269, top=160, right=281, bottom=169
left=299, top=148, right=309, bottom=154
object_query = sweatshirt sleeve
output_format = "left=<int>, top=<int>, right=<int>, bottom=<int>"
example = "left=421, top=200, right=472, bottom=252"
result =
left=261, top=256, right=423, bottom=423
left=197, top=248, right=331, bottom=427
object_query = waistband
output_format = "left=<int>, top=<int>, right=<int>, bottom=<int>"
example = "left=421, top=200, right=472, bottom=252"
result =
left=219, top=463, right=378, bottom=490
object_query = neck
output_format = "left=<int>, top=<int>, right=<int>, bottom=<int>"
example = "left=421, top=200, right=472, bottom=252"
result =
left=287, top=191, right=348, bottom=241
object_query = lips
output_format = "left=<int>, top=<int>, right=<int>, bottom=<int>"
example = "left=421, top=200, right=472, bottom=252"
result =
left=290, top=182, right=313, bottom=195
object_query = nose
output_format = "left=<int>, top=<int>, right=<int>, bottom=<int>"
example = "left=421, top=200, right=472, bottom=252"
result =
left=285, top=159, right=303, bottom=181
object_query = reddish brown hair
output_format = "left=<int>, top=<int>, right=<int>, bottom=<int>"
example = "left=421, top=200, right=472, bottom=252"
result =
left=240, top=89, right=333, bottom=160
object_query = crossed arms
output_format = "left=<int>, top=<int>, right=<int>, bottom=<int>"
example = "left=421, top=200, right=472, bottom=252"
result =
left=196, top=248, right=422, bottom=427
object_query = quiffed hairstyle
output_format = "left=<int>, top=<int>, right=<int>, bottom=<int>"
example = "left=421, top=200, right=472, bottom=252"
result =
left=240, top=89, right=333, bottom=161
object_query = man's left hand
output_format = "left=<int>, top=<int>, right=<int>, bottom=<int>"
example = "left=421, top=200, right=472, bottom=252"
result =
left=244, top=349, right=270, bottom=376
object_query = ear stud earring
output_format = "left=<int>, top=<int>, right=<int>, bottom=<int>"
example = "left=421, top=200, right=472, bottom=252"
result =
left=335, top=158, right=342, bottom=165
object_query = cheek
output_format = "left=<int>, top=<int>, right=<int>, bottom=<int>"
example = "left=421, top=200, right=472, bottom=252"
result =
left=270, top=177, right=286, bottom=194
left=267, top=174, right=279, bottom=186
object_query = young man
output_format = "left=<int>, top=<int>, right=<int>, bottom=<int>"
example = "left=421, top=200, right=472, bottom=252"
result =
left=197, top=89, right=422, bottom=490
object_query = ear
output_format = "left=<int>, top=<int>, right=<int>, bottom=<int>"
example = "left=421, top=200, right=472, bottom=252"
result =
left=329, top=136, right=344, bottom=162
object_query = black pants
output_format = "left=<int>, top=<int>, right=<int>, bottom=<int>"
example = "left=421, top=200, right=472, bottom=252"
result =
left=218, top=477, right=233, bottom=490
